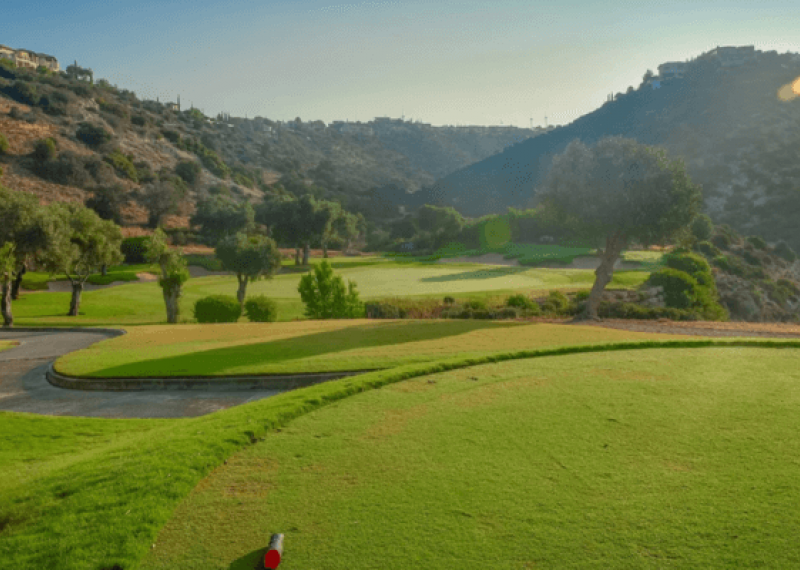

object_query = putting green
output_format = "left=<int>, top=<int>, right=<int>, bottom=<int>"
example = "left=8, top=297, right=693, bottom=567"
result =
left=54, top=321, right=688, bottom=378
left=141, top=347, right=800, bottom=569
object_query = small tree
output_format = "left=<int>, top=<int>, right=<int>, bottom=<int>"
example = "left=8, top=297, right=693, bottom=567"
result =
left=298, top=260, right=362, bottom=319
left=536, top=136, right=701, bottom=320
left=86, top=185, right=126, bottom=226
left=146, top=227, right=190, bottom=323
left=215, top=233, right=282, bottom=307
left=0, top=185, right=63, bottom=325
left=141, top=180, right=180, bottom=228
left=191, top=194, right=255, bottom=245
left=45, top=203, right=124, bottom=316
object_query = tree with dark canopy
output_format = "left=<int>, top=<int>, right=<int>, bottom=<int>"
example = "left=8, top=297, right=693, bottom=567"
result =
left=215, top=232, right=282, bottom=308
left=536, top=136, right=702, bottom=320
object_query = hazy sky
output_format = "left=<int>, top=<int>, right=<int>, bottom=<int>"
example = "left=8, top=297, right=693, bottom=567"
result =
left=5, top=0, right=800, bottom=127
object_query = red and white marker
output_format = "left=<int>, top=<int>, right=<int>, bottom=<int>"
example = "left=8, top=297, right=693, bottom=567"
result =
left=264, top=533, right=284, bottom=569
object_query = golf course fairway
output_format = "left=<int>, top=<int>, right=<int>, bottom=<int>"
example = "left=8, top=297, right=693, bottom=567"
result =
left=140, top=346, right=800, bottom=569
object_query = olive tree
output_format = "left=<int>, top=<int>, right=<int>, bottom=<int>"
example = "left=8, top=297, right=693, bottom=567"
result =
left=46, top=202, right=124, bottom=316
left=536, top=136, right=702, bottom=320
left=145, top=228, right=190, bottom=323
left=0, top=185, right=63, bottom=326
left=215, top=232, right=281, bottom=307
left=191, top=194, right=255, bottom=246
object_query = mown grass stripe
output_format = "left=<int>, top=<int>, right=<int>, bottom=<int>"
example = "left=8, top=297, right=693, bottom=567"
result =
left=1, top=338, right=798, bottom=569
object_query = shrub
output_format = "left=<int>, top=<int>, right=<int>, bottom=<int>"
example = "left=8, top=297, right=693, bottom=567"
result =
left=645, top=268, right=699, bottom=309
left=131, top=115, right=146, bottom=127
left=31, top=151, right=94, bottom=188
left=506, top=294, right=535, bottom=310
left=32, top=137, right=57, bottom=161
left=773, top=241, right=797, bottom=263
left=175, top=160, right=201, bottom=186
left=98, top=100, right=128, bottom=119
left=694, top=240, right=721, bottom=259
left=365, top=302, right=406, bottom=319
left=664, top=252, right=714, bottom=287
left=746, top=235, right=768, bottom=250
left=443, top=296, right=455, bottom=305
left=0, top=133, right=9, bottom=154
left=298, top=261, right=363, bottom=319
left=597, top=302, right=698, bottom=321
left=194, top=295, right=242, bottom=323
left=541, top=290, right=571, bottom=315
left=496, top=307, right=519, bottom=319
left=244, top=295, right=278, bottom=322
left=4, top=80, right=39, bottom=105
left=466, top=299, right=488, bottom=311
left=742, top=249, right=762, bottom=267
left=76, top=122, right=112, bottom=148
left=690, top=214, right=714, bottom=241
left=104, top=149, right=138, bottom=182
left=711, top=232, right=732, bottom=251
left=162, top=129, right=180, bottom=143
left=121, top=236, right=150, bottom=264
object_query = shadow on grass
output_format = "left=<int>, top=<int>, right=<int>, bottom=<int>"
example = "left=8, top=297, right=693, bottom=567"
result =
left=229, top=548, right=265, bottom=570
left=85, top=320, right=524, bottom=378
left=420, top=266, right=532, bottom=283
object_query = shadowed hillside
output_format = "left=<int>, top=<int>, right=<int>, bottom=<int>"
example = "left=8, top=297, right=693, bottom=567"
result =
left=404, top=47, right=800, bottom=249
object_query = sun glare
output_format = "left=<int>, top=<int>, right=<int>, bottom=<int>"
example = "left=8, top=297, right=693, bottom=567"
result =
left=793, top=76, right=800, bottom=95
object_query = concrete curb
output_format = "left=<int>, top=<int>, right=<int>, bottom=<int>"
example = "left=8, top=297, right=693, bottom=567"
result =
left=46, top=364, right=374, bottom=392
left=0, top=327, right=127, bottom=336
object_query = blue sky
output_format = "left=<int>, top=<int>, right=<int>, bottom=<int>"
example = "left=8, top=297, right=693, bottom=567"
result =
left=4, top=0, right=800, bottom=127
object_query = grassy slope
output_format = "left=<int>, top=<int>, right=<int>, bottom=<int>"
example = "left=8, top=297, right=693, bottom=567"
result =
left=3, top=341, right=798, bottom=570
left=54, top=321, right=687, bottom=378
left=12, top=259, right=649, bottom=327
left=141, top=347, right=800, bottom=570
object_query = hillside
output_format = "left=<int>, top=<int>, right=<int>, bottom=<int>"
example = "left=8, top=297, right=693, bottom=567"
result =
left=0, top=58, right=545, bottom=230
left=403, top=47, right=800, bottom=250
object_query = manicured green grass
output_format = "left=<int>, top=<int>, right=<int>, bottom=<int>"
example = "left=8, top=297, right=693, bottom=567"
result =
left=0, top=341, right=17, bottom=352
left=21, top=264, right=159, bottom=290
left=54, top=321, right=687, bottom=378
left=3, top=341, right=798, bottom=570
left=12, top=261, right=650, bottom=327
left=141, top=347, right=800, bottom=569
left=415, top=242, right=596, bottom=266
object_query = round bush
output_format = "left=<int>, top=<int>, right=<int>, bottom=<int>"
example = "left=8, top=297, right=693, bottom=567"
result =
left=76, top=122, right=112, bottom=148
left=194, top=295, right=242, bottom=323
left=244, top=295, right=278, bottom=322
left=32, top=137, right=57, bottom=161
left=746, top=235, right=768, bottom=250
left=645, top=268, right=699, bottom=309
left=664, top=252, right=713, bottom=287
left=506, top=294, right=535, bottom=310
left=694, top=240, right=721, bottom=259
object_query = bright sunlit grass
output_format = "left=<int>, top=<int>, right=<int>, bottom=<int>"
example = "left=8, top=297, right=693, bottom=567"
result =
left=12, top=261, right=650, bottom=327
left=53, top=321, right=686, bottom=378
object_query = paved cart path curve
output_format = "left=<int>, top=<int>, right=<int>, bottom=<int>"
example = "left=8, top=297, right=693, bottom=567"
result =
left=0, top=329, right=286, bottom=418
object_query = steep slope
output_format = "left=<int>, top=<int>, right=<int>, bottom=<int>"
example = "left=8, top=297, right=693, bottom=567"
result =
left=407, top=48, right=800, bottom=249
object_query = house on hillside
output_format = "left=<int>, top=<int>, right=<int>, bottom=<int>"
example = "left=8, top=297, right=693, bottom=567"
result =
left=702, top=45, right=757, bottom=67
left=658, top=61, right=687, bottom=79
left=0, top=45, right=60, bottom=71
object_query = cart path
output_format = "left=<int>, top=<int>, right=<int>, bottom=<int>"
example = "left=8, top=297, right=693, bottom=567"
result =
left=0, top=330, right=284, bottom=419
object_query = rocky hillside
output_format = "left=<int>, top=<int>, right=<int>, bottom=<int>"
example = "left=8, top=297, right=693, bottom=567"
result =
left=0, top=58, right=545, bottom=230
left=403, top=47, right=800, bottom=250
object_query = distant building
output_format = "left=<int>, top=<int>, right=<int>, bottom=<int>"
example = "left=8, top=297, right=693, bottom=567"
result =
left=701, top=45, right=757, bottom=67
left=657, top=61, right=687, bottom=79
left=0, top=44, right=60, bottom=71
